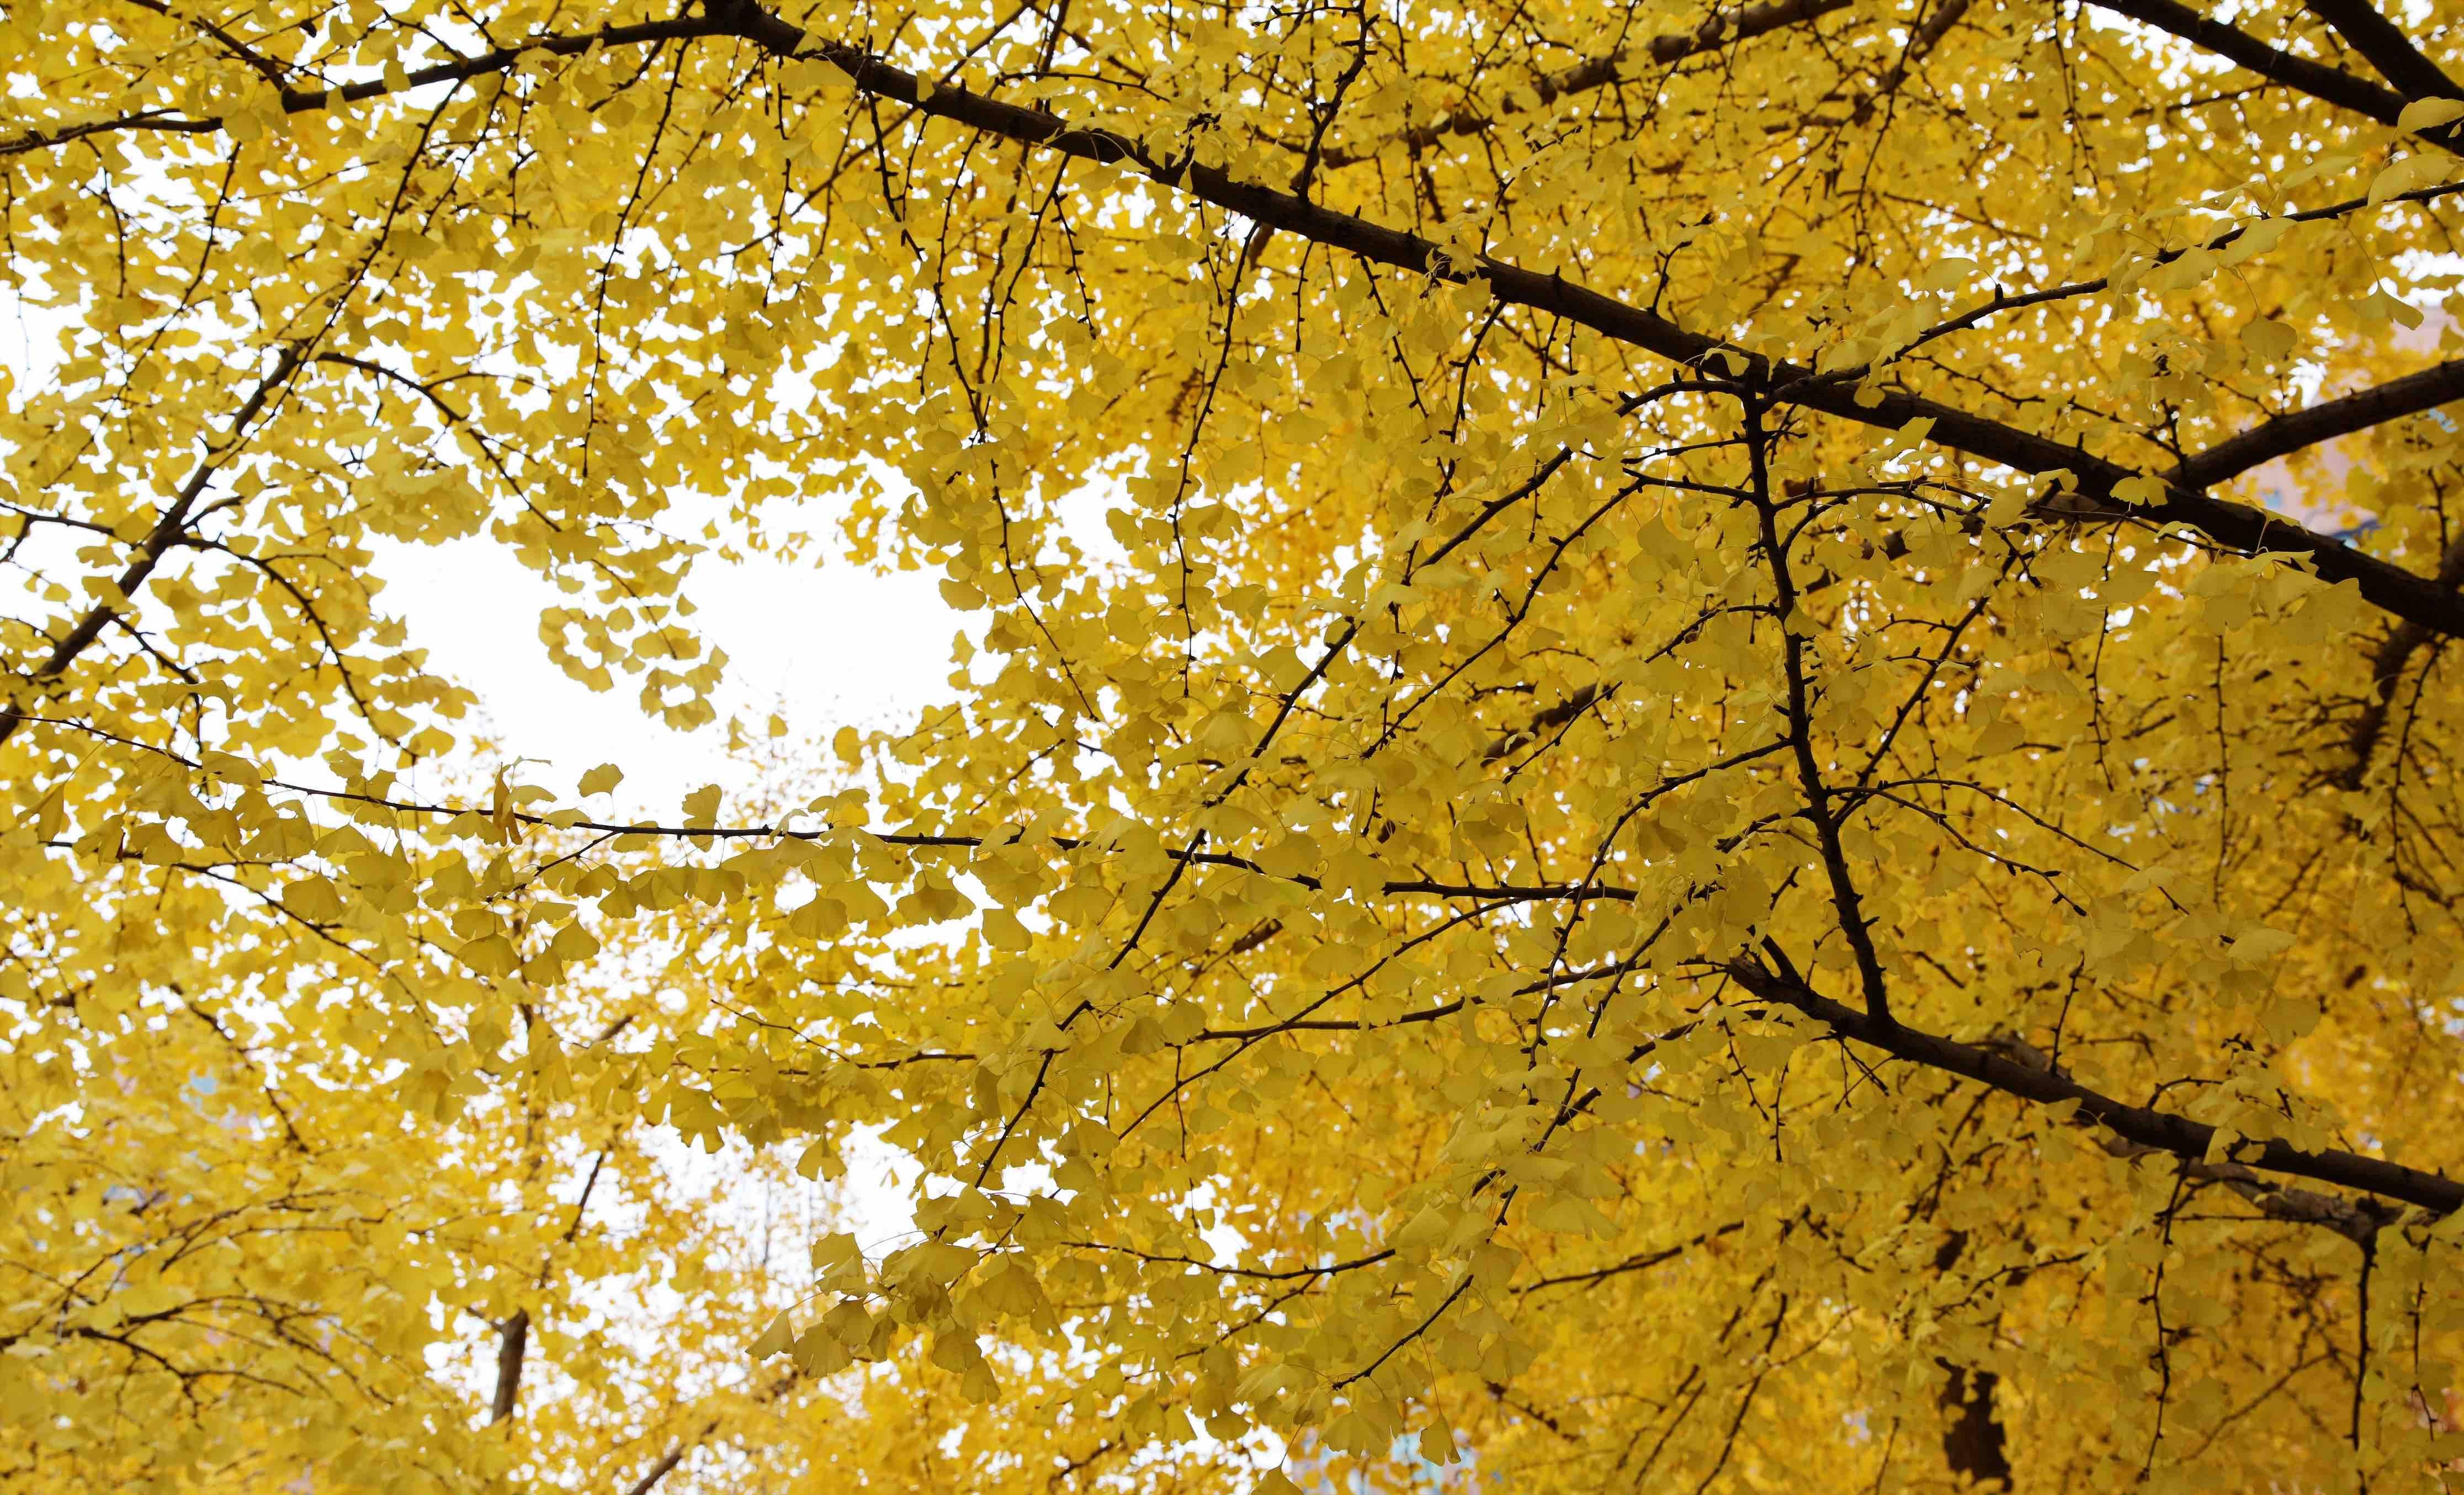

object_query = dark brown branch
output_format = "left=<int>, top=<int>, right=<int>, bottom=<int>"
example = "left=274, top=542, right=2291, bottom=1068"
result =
left=1518, top=1221, right=1748, bottom=1292
left=2086, top=0, right=2408, bottom=125
left=0, top=110, right=226, bottom=156
left=621, top=1442, right=692, bottom=1495
left=116, top=0, right=295, bottom=91
left=0, top=13, right=731, bottom=157
left=744, top=20, right=2463, bottom=635
left=1851, top=0, right=1975, bottom=128
left=2179, top=357, right=2464, bottom=489
left=0, top=343, right=304, bottom=746
left=1747, top=404, right=1895, bottom=1025
left=1938, top=1365, right=2012, bottom=1488
left=1841, top=175, right=2464, bottom=393
left=562, top=1149, right=610, bottom=1243
left=1973, top=1033, right=2402, bottom=1238
left=2302, top=0, right=2464, bottom=102
left=618, top=1370, right=799, bottom=1495
left=489, top=1308, right=529, bottom=1424
left=1927, top=1232, right=2014, bottom=1489
left=2338, top=537, right=2464, bottom=789
left=17, top=716, right=1667, bottom=904
left=1722, top=959, right=2463, bottom=1216
left=278, top=14, right=721, bottom=114
left=1806, top=389, right=2463, bottom=637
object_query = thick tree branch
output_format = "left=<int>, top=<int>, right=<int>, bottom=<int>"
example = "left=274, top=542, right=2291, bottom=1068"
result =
left=2086, top=0, right=2408, bottom=124
left=0, top=13, right=733, bottom=156
left=621, top=1441, right=693, bottom=1495
left=2337, top=534, right=2464, bottom=789
left=754, top=23, right=2464, bottom=635
left=1852, top=0, right=1975, bottom=125
left=2179, top=356, right=2464, bottom=489
left=1938, top=1365, right=2012, bottom=1489
left=488, top=1307, right=528, bottom=1423
left=1928, top=1232, right=2014, bottom=1489
left=1771, top=393, right=2461, bottom=637
left=1977, top=1035, right=2405, bottom=1240
left=2302, top=0, right=2464, bottom=102
left=1722, top=958, right=2463, bottom=1216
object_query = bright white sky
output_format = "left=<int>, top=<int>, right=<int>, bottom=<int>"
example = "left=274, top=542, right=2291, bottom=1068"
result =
left=374, top=529, right=957, bottom=812
left=4, top=269, right=965, bottom=815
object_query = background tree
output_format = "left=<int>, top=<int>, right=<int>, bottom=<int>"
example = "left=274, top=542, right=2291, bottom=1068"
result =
left=13, top=0, right=2464, bottom=1489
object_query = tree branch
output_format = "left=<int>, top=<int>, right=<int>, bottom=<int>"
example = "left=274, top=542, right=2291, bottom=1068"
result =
left=1938, top=1364, right=2012, bottom=1489
left=0, top=342, right=304, bottom=746
left=1747, top=401, right=1895, bottom=1025
left=621, top=1442, right=692, bottom=1495
left=1976, top=1035, right=2405, bottom=1240
left=2337, top=534, right=2464, bottom=788
left=489, top=1308, right=528, bottom=1424
left=752, top=22, right=2464, bottom=635
left=2302, top=0, right=2464, bottom=102
left=2178, top=356, right=2464, bottom=490
left=1721, top=958, right=2462, bottom=1216
left=2086, top=0, right=2408, bottom=125
left=1483, top=683, right=1607, bottom=761
left=1851, top=0, right=1976, bottom=126
left=617, top=1369, right=800, bottom=1495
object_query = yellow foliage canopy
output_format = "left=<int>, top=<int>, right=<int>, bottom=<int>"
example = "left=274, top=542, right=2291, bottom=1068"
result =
left=12, top=0, right=2464, bottom=1490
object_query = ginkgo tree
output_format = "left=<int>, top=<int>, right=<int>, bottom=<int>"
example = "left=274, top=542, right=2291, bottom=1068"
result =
left=15, top=0, right=2464, bottom=1488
